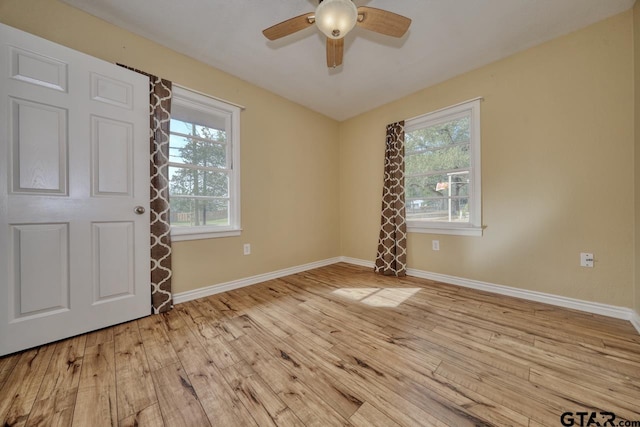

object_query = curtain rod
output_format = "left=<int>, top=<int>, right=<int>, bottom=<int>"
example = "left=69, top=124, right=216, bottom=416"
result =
left=173, top=83, right=246, bottom=111
left=405, top=96, right=483, bottom=122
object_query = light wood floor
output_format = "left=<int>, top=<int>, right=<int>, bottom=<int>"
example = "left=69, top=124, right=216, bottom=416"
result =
left=1, top=263, right=639, bottom=426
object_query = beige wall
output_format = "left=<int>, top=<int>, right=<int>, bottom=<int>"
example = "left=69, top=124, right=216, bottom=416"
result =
left=1, top=1, right=638, bottom=310
left=635, top=1, right=640, bottom=314
left=340, top=12, right=635, bottom=307
left=0, top=0, right=341, bottom=294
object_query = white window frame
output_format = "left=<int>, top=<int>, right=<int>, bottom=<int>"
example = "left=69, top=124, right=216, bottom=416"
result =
left=405, top=98, right=482, bottom=236
left=169, top=85, right=241, bottom=241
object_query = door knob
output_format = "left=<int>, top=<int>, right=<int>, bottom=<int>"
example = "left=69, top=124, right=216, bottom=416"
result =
left=134, top=206, right=145, bottom=215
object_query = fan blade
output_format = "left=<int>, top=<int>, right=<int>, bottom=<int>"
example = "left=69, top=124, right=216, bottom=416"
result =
left=263, top=13, right=315, bottom=40
left=356, top=6, right=411, bottom=38
left=326, top=37, right=344, bottom=68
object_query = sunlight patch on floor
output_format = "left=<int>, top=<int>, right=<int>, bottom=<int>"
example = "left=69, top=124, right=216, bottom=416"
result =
left=332, top=288, right=421, bottom=307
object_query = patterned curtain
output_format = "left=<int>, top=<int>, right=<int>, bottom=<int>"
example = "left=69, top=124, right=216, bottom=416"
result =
left=119, top=65, right=173, bottom=313
left=374, top=121, right=407, bottom=277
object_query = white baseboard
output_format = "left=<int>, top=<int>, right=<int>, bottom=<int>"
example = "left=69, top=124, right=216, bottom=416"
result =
left=173, top=254, right=640, bottom=335
left=405, top=268, right=635, bottom=320
left=173, top=257, right=341, bottom=304
left=339, top=256, right=640, bottom=331
left=631, top=311, right=640, bottom=334
left=340, top=256, right=375, bottom=269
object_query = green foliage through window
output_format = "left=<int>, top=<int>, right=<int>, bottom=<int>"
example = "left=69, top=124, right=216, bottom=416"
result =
left=405, top=116, right=471, bottom=223
left=169, top=118, right=230, bottom=227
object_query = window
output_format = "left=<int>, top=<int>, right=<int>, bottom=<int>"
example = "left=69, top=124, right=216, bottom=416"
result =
left=404, top=98, right=482, bottom=236
left=169, top=86, right=241, bottom=241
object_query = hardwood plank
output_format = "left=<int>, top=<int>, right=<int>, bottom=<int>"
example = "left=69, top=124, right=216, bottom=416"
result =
left=0, top=345, right=56, bottom=427
left=328, top=342, right=496, bottom=427
left=222, top=361, right=305, bottom=427
left=0, top=263, right=638, bottom=427
left=25, top=335, right=85, bottom=427
left=489, top=333, right=640, bottom=400
left=84, top=327, right=114, bottom=347
left=538, top=337, right=640, bottom=372
left=431, top=321, right=494, bottom=342
left=230, top=334, right=353, bottom=426
left=72, top=341, right=117, bottom=427
left=226, top=293, right=293, bottom=340
left=25, top=388, right=77, bottom=427
left=243, top=287, right=342, bottom=348
left=280, top=333, right=453, bottom=427
left=304, top=305, right=444, bottom=371
left=387, top=325, right=590, bottom=425
left=529, top=368, right=640, bottom=420
left=136, top=315, right=179, bottom=371
left=160, top=311, right=259, bottom=427
left=602, top=335, right=640, bottom=355
left=382, top=324, right=531, bottom=379
left=449, top=300, right=605, bottom=347
left=175, top=304, right=241, bottom=369
left=230, top=314, right=365, bottom=420
left=0, top=352, right=20, bottom=389
left=435, top=360, right=569, bottom=426
left=114, top=322, right=157, bottom=421
left=150, top=363, right=211, bottom=427
left=119, top=403, right=164, bottom=427
left=349, top=402, right=402, bottom=427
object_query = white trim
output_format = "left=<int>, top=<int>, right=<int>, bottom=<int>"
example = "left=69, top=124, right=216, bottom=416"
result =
left=169, top=85, right=241, bottom=238
left=173, top=83, right=246, bottom=111
left=407, top=226, right=483, bottom=236
left=171, top=228, right=241, bottom=241
left=340, top=257, right=375, bottom=268
left=172, top=254, right=640, bottom=335
left=405, top=96, right=484, bottom=123
left=172, top=257, right=341, bottom=304
left=339, top=257, right=640, bottom=328
left=631, top=311, right=640, bottom=334
left=405, top=98, right=482, bottom=233
left=405, top=267, right=635, bottom=320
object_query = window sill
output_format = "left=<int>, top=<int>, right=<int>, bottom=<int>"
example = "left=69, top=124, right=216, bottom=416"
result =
left=407, top=225, right=483, bottom=237
left=171, top=227, right=242, bottom=242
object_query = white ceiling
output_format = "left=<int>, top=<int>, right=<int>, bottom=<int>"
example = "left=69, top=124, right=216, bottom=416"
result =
left=61, top=0, right=634, bottom=121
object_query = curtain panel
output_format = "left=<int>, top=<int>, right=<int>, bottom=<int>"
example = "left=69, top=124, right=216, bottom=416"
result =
left=374, top=121, right=407, bottom=277
left=119, top=65, right=173, bottom=313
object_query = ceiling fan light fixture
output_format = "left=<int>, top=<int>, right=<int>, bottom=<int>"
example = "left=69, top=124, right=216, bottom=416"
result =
left=315, top=0, right=358, bottom=39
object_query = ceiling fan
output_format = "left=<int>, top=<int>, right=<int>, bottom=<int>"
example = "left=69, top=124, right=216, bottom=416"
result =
left=262, top=0, right=411, bottom=68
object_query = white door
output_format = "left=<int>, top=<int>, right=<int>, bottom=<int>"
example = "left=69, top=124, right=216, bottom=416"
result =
left=0, top=23, right=151, bottom=356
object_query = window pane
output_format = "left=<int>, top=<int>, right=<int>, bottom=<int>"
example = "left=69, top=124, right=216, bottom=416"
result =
left=170, top=198, right=229, bottom=227
left=406, top=172, right=469, bottom=199
left=169, top=166, right=229, bottom=198
left=169, top=135, right=226, bottom=167
left=171, top=103, right=226, bottom=133
left=405, top=144, right=470, bottom=175
left=168, top=86, right=240, bottom=236
left=406, top=116, right=470, bottom=152
left=407, top=197, right=469, bottom=223
left=169, top=121, right=227, bottom=168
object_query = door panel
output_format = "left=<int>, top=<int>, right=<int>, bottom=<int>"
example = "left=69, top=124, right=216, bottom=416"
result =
left=92, top=221, right=134, bottom=301
left=10, top=46, right=68, bottom=92
left=11, top=223, right=69, bottom=317
left=90, top=72, right=134, bottom=109
left=92, top=115, right=133, bottom=196
left=11, top=98, right=67, bottom=194
left=0, top=23, right=151, bottom=356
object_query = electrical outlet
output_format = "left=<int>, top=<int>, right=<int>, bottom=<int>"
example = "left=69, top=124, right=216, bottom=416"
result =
left=432, top=240, right=440, bottom=251
left=243, top=243, right=251, bottom=255
left=580, top=252, right=593, bottom=268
